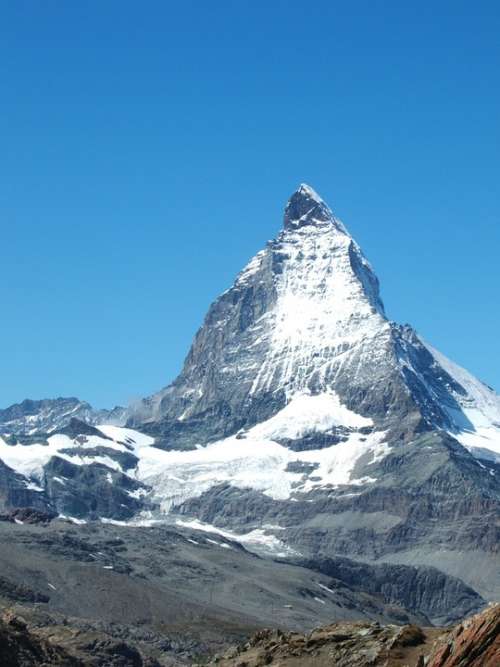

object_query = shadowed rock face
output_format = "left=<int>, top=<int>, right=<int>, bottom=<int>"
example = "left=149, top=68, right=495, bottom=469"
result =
left=295, top=557, right=484, bottom=626
left=0, top=609, right=158, bottom=667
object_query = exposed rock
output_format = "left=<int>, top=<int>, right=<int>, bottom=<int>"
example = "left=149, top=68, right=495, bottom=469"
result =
left=211, top=604, right=500, bottom=667
left=6, top=508, right=57, bottom=525
left=0, top=610, right=80, bottom=666
left=0, top=398, right=125, bottom=438
left=426, top=603, right=500, bottom=667
left=0, top=609, right=161, bottom=666
left=53, top=418, right=113, bottom=440
left=210, top=620, right=443, bottom=666
left=297, top=556, right=485, bottom=625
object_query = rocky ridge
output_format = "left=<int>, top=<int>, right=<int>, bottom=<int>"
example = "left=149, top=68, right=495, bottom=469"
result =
left=208, top=603, right=500, bottom=667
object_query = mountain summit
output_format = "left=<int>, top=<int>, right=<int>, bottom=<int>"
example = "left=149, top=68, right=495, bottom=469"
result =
left=283, top=183, right=346, bottom=231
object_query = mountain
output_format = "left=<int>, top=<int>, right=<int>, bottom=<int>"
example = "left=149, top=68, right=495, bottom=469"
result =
left=129, top=184, right=500, bottom=461
left=0, top=398, right=126, bottom=439
left=0, top=184, right=498, bottom=615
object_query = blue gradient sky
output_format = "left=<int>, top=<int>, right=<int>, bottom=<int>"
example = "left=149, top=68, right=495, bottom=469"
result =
left=1, top=1, right=499, bottom=407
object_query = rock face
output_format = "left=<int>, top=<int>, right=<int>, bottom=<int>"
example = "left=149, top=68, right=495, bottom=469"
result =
left=0, top=184, right=499, bottom=618
left=427, top=603, right=500, bottom=667
left=210, top=603, right=500, bottom=667
left=0, top=608, right=158, bottom=666
left=0, top=611, right=79, bottom=667
left=297, top=557, right=483, bottom=626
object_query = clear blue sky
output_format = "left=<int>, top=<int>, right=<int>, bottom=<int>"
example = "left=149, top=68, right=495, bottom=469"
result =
left=1, top=1, right=499, bottom=408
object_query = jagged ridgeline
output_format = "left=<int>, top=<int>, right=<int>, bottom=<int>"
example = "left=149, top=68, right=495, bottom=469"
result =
left=0, top=184, right=499, bottom=607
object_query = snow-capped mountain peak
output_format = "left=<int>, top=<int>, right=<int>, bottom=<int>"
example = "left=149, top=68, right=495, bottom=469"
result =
left=127, top=185, right=394, bottom=439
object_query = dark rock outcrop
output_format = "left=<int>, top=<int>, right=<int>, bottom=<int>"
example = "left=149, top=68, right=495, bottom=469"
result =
left=297, top=556, right=485, bottom=625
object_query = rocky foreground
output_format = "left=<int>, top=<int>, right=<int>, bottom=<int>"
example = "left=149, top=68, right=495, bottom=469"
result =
left=207, top=603, right=500, bottom=667
left=1, top=603, right=498, bottom=666
left=0, top=608, right=159, bottom=666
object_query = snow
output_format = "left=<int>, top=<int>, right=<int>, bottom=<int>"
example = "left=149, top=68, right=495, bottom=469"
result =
left=24, top=481, right=44, bottom=492
left=58, top=515, right=87, bottom=525
left=134, top=400, right=388, bottom=513
left=248, top=390, right=372, bottom=440
left=248, top=215, right=388, bottom=398
left=0, top=432, right=126, bottom=481
left=136, top=435, right=296, bottom=507
left=424, top=341, right=500, bottom=463
left=317, top=583, right=336, bottom=595
left=96, top=425, right=154, bottom=449
left=1, top=396, right=389, bottom=525
left=175, top=518, right=299, bottom=557
left=126, top=487, right=147, bottom=499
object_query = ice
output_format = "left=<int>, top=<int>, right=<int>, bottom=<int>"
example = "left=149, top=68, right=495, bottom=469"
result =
left=0, top=398, right=389, bottom=518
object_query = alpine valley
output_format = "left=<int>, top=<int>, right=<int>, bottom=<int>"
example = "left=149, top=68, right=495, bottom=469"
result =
left=1, top=185, right=499, bottom=665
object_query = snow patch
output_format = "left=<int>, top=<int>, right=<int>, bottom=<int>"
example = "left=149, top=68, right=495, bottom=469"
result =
left=249, top=390, right=372, bottom=440
left=176, top=518, right=298, bottom=558
left=424, top=341, right=500, bottom=463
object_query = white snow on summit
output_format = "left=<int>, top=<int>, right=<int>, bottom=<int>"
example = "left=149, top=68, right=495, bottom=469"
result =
left=249, top=215, right=388, bottom=398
